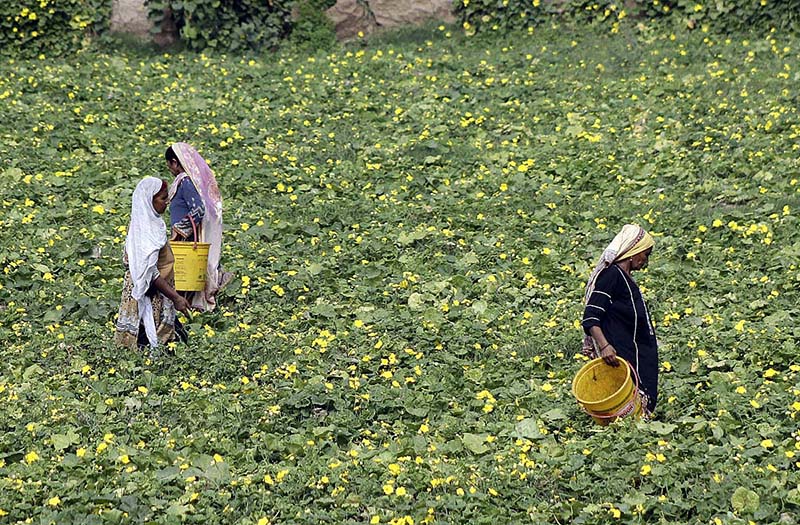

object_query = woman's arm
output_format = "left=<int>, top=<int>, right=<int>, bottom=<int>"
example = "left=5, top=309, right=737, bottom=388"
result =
left=587, top=325, right=619, bottom=367
left=582, top=270, right=620, bottom=367
left=151, top=276, right=190, bottom=314
left=172, top=205, right=205, bottom=239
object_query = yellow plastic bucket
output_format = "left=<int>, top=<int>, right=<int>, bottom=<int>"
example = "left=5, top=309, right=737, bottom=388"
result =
left=170, top=241, right=210, bottom=291
left=572, top=356, right=642, bottom=425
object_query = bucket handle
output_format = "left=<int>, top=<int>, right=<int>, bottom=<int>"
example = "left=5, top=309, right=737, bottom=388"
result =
left=188, top=214, right=199, bottom=250
left=583, top=359, right=642, bottom=420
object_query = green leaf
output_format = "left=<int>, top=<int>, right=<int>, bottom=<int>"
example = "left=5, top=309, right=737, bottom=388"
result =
left=731, top=487, right=759, bottom=514
left=23, top=364, right=44, bottom=380
left=407, top=292, right=425, bottom=310
left=50, top=429, right=79, bottom=451
left=640, top=421, right=677, bottom=435
left=542, top=408, right=567, bottom=421
left=514, top=418, right=544, bottom=440
left=462, top=433, right=489, bottom=455
left=787, top=488, right=800, bottom=506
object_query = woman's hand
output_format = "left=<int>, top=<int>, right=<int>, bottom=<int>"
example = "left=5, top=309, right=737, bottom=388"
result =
left=173, top=295, right=190, bottom=315
left=600, top=344, right=619, bottom=367
left=170, top=227, right=184, bottom=241
left=151, top=276, right=191, bottom=314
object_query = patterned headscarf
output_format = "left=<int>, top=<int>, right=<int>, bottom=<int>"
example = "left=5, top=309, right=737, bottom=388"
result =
left=582, top=224, right=654, bottom=355
left=584, top=224, right=654, bottom=303
left=168, top=142, right=224, bottom=311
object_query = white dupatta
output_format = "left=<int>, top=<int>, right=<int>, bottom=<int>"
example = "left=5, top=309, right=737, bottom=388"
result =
left=126, top=177, right=167, bottom=347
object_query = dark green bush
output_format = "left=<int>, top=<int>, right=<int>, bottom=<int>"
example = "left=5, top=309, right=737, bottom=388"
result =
left=289, top=0, right=337, bottom=51
left=0, top=0, right=112, bottom=58
left=454, top=0, right=800, bottom=34
left=145, top=0, right=294, bottom=52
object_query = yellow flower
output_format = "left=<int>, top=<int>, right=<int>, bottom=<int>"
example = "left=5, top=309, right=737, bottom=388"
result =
left=76, top=448, right=86, bottom=458
left=213, top=453, right=224, bottom=463
left=92, top=204, right=105, bottom=214
left=47, top=496, right=61, bottom=507
left=764, top=368, right=778, bottom=378
left=640, top=464, right=652, bottom=475
left=396, top=486, right=407, bottom=496
left=382, top=483, right=394, bottom=495
left=24, top=450, right=40, bottom=464
left=761, top=439, right=774, bottom=449
left=257, top=518, right=270, bottom=525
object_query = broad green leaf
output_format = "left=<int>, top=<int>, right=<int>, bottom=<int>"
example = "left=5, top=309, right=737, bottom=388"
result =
left=731, top=487, right=759, bottom=514
left=462, top=433, right=489, bottom=455
left=542, top=408, right=567, bottom=421
left=514, top=418, right=544, bottom=440
left=640, top=421, right=677, bottom=435
left=50, top=429, right=79, bottom=451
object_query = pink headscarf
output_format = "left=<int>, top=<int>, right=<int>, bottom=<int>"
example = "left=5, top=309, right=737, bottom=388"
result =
left=168, top=142, right=224, bottom=312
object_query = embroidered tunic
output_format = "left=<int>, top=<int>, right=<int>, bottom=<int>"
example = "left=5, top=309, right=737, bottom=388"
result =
left=582, top=264, right=659, bottom=413
left=170, top=177, right=205, bottom=241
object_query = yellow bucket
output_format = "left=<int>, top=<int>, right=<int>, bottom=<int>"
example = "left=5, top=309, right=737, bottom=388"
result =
left=572, top=356, right=642, bottom=425
left=170, top=241, right=210, bottom=291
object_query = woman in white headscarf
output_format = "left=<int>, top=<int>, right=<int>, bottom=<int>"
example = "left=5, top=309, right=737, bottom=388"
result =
left=115, top=177, right=190, bottom=350
left=581, top=224, right=658, bottom=414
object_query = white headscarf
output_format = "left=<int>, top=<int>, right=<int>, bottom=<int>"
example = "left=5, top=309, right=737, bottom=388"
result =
left=125, top=177, right=167, bottom=348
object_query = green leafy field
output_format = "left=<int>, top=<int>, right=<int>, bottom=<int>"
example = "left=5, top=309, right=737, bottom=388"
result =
left=1, top=22, right=800, bottom=524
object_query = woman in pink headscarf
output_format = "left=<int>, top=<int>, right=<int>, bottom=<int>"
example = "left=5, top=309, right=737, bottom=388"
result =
left=166, top=143, right=232, bottom=312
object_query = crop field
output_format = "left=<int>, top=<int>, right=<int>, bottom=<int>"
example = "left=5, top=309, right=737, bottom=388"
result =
left=1, top=21, right=800, bottom=524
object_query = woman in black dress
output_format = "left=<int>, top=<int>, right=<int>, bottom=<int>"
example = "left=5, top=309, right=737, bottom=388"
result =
left=582, top=224, right=658, bottom=415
